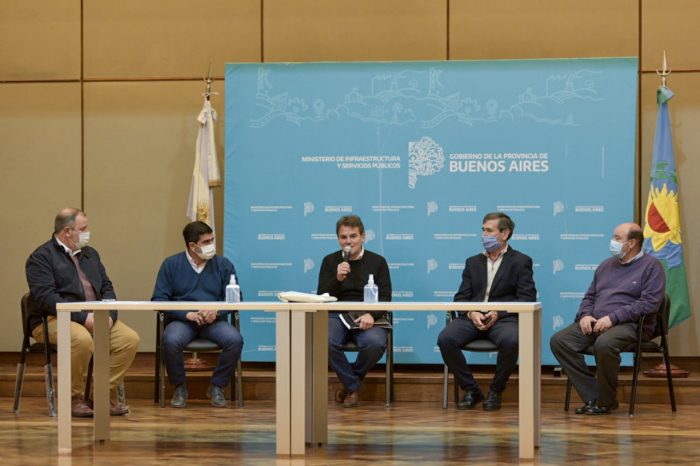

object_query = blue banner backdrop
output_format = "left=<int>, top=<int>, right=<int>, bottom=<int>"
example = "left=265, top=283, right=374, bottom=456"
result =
left=224, top=58, right=638, bottom=365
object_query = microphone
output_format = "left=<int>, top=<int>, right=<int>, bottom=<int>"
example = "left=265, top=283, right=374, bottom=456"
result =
left=342, top=246, right=352, bottom=279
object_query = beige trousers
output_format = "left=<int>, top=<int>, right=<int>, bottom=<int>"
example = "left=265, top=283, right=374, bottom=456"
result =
left=33, top=316, right=140, bottom=398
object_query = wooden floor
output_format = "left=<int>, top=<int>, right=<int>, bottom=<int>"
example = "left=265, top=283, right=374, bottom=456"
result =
left=3, top=397, right=696, bottom=465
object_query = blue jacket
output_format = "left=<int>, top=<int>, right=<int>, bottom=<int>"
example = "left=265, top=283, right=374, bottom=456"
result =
left=26, top=235, right=118, bottom=332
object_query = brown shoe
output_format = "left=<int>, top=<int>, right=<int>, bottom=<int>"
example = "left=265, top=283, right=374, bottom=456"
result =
left=85, top=398, right=130, bottom=416
left=335, top=388, right=347, bottom=404
left=71, top=396, right=94, bottom=418
left=110, top=400, right=129, bottom=416
left=343, top=385, right=364, bottom=408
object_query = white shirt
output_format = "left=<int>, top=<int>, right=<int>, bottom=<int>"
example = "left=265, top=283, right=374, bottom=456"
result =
left=54, top=235, right=80, bottom=257
left=186, top=249, right=207, bottom=274
left=482, top=245, right=509, bottom=303
left=351, top=246, right=365, bottom=261
left=621, top=250, right=644, bottom=265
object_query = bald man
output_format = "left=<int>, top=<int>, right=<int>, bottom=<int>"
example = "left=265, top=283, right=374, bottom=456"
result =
left=26, top=208, right=140, bottom=417
left=550, top=223, right=666, bottom=415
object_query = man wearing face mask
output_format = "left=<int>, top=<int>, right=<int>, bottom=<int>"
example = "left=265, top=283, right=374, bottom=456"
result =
left=551, top=222, right=665, bottom=415
left=151, top=221, right=243, bottom=408
left=317, top=215, right=392, bottom=408
left=438, top=212, right=536, bottom=411
left=26, top=208, right=140, bottom=417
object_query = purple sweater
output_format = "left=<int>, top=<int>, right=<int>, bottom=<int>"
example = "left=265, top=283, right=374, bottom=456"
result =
left=577, top=253, right=666, bottom=338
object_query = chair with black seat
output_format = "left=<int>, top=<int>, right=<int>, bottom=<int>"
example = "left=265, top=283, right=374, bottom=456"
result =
left=564, top=293, right=676, bottom=417
left=442, top=311, right=500, bottom=409
left=155, top=311, right=243, bottom=408
left=14, top=293, right=56, bottom=417
left=341, top=312, right=394, bottom=407
left=13, top=293, right=125, bottom=414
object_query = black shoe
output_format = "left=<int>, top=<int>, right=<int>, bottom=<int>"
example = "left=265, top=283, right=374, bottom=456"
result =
left=575, top=399, right=597, bottom=414
left=207, top=383, right=228, bottom=408
left=457, top=389, right=485, bottom=410
left=483, top=390, right=502, bottom=411
left=586, top=400, right=619, bottom=415
left=171, top=384, right=188, bottom=408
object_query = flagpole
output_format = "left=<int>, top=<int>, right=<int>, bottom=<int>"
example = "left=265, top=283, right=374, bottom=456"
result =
left=644, top=52, right=689, bottom=379
left=183, top=63, right=221, bottom=373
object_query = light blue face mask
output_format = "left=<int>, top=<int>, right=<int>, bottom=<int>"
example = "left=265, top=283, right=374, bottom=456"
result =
left=609, top=239, right=629, bottom=259
left=482, top=234, right=503, bottom=253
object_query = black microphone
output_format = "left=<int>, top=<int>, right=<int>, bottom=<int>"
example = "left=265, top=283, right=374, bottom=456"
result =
left=342, top=246, right=352, bottom=279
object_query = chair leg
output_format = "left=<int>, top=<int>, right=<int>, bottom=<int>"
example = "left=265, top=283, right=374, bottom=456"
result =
left=45, top=363, right=57, bottom=417
left=442, top=364, right=448, bottom=409
left=453, top=373, right=460, bottom=405
left=117, top=383, right=126, bottom=409
left=629, top=350, right=643, bottom=417
left=158, top=313, right=166, bottom=407
left=237, top=358, right=244, bottom=407
left=12, top=340, right=29, bottom=414
left=385, top=329, right=392, bottom=408
left=662, top=344, right=677, bottom=412
left=155, top=316, right=161, bottom=403
left=13, top=361, right=25, bottom=414
left=233, top=311, right=243, bottom=407
left=160, top=349, right=166, bottom=408
left=85, top=356, right=94, bottom=401
left=564, top=377, right=572, bottom=411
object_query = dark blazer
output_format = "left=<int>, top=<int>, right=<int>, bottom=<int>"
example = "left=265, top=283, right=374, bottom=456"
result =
left=26, top=235, right=118, bottom=332
left=453, top=247, right=537, bottom=320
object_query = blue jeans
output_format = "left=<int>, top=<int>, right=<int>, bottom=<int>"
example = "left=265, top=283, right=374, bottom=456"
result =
left=328, top=312, right=387, bottom=393
left=163, top=319, right=244, bottom=387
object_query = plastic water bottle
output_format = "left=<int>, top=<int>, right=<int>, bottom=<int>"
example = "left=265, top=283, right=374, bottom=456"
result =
left=226, top=274, right=241, bottom=303
left=364, top=274, right=378, bottom=304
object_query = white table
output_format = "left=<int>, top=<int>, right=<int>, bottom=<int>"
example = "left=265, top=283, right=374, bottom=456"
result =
left=286, top=302, right=542, bottom=460
left=54, top=301, right=290, bottom=454
left=56, top=300, right=541, bottom=460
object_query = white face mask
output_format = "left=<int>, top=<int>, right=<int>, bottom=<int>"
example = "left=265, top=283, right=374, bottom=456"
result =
left=194, top=243, right=216, bottom=261
left=70, top=230, right=90, bottom=249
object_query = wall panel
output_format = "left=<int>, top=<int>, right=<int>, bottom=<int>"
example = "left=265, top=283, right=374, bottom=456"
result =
left=264, top=0, right=447, bottom=62
left=450, top=0, right=638, bottom=60
left=0, top=0, right=81, bottom=80
left=83, top=0, right=261, bottom=78
left=0, top=83, right=82, bottom=351
left=83, top=81, right=226, bottom=350
left=640, top=73, right=699, bottom=357
left=642, top=0, right=700, bottom=70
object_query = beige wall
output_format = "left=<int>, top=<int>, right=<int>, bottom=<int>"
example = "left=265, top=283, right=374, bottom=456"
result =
left=1, top=0, right=698, bottom=356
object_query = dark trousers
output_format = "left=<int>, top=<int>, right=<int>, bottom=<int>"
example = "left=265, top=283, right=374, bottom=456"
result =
left=550, top=321, right=639, bottom=406
left=328, top=313, right=387, bottom=393
left=163, top=319, right=244, bottom=388
left=437, top=315, right=519, bottom=394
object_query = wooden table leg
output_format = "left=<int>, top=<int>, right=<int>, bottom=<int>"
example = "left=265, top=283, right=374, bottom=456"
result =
left=275, top=310, right=291, bottom=456
left=57, top=311, right=72, bottom=454
left=93, top=310, right=110, bottom=441
left=518, top=312, right=535, bottom=460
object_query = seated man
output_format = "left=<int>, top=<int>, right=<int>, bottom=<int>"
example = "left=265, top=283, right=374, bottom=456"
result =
left=438, top=212, right=536, bottom=411
left=152, top=221, right=244, bottom=408
left=26, top=208, right=140, bottom=417
left=551, top=222, right=665, bottom=415
left=317, top=215, right=392, bottom=408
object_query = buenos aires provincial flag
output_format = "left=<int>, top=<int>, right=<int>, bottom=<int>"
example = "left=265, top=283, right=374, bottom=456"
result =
left=642, top=86, right=691, bottom=328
